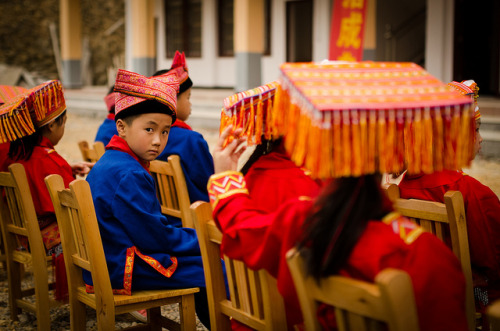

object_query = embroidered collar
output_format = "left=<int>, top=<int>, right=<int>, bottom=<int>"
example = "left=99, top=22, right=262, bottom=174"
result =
left=172, top=119, right=192, bottom=130
left=107, top=135, right=150, bottom=172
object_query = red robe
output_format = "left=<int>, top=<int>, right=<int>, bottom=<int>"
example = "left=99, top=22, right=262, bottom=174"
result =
left=0, top=142, right=10, bottom=171
left=399, top=170, right=500, bottom=304
left=208, top=172, right=469, bottom=331
left=244, top=146, right=322, bottom=213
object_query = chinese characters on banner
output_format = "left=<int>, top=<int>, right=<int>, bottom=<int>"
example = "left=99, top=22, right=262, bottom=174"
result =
left=329, top=0, right=368, bottom=61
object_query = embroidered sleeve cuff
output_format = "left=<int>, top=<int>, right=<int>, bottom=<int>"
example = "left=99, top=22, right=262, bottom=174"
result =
left=207, top=171, right=249, bottom=209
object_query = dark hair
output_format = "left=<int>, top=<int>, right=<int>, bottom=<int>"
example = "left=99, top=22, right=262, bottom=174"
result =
left=9, top=110, right=67, bottom=161
left=240, top=137, right=283, bottom=175
left=298, top=174, right=392, bottom=280
left=115, top=99, right=176, bottom=123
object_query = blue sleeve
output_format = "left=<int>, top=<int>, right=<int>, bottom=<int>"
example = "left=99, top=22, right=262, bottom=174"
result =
left=180, top=134, right=214, bottom=202
left=111, top=170, right=201, bottom=255
left=160, top=130, right=214, bottom=202
left=95, top=119, right=118, bottom=146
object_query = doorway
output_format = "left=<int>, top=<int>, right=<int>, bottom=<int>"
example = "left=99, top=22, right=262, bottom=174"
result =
left=286, top=0, right=313, bottom=62
left=454, top=0, right=500, bottom=96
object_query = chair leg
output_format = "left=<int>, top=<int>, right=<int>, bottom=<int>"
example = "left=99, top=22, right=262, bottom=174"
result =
left=32, top=261, right=52, bottom=331
left=69, top=299, right=87, bottom=331
left=7, top=261, right=22, bottom=321
left=148, top=307, right=162, bottom=331
left=179, top=294, right=196, bottom=331
left=95, top=303, right=115, bottom=331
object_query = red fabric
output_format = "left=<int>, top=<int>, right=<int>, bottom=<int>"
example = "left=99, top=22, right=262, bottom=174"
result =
left=5, top=137, right=74, bottom=216
left=53, top=252, right=68, bottom=301
left=212, top=185, right=468, bottom=330
left=244, top=147, right=322, bottom=213
left=399, top=170, right=500, bottom=303
left=107, top=135, right=150, bottom=172
left=0, top=142, right=9, bottom=171
left=106, top=112, right=115, bottom=120
left=172, top=119, right=192, bottom=130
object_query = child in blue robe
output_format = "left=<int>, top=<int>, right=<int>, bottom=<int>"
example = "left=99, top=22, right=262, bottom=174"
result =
left=85, top=69, right=210, bottom=328
left=156, top=51, right=214, bottom=204
left=94, top=85, right=119, bottom=146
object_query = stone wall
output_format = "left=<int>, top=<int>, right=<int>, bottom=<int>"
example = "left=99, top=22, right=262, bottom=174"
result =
left=0, top=0, right=125, bottom=86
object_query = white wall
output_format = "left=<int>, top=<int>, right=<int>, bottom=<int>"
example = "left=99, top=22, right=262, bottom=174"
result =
left=155, top=0, right=331, bottom=88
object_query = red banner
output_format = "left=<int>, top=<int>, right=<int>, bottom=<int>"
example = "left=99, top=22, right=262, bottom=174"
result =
left=329, top=0, right=368, bottom=61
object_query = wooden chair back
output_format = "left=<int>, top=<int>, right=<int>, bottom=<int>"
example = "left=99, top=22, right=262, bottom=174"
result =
left=0, top=163, right=61, bottom=330
left=387, top=184, right=475, bottom=331
left=488, top=299, right=500, bottom=331
left=45, top=174, right=199, bottom=331
left=78, top=140, right=105, bottom=163
left=286, top=247, right=419, bottom=331
left=191, top=201, right=287, bottom=331
left=150, top=155, right=194, bottom=228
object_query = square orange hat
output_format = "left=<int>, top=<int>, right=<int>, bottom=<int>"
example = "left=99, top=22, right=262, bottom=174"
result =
left=0, top=80, right=66, bottom=143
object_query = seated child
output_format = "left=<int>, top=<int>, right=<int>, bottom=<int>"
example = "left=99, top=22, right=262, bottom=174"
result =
left=94, top=85, right=119, bottom=146
left=398, top=80, right=500, bottom=321
left=155, top=51, right=214, bottom=204
left=85, top=69, right=210, bottom=328
left=0, top=80, right=92, bottom=300
left=208, top=126, right=469, bottom=330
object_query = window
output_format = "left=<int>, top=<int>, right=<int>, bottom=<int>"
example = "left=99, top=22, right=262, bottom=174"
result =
left=218, top=0, right=234, bottom=57
left=264, top=0, right=271, bottom=55
left=165, top=0, right=201, bottom=58
left=217, top=0, right=271, bottom=57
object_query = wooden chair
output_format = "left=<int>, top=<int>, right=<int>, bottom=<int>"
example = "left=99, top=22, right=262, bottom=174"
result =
left=488, top=299, right=500, bottom=331
left=150, top=155, right=194, bottom=228
left=78, top=140, right=105, bottom=163
left=387, top=184, right=475, bottom=331
left=191, top=201, right=287, bottom=331
left=45, top=174, right=199, bottom=331
left=286, top=247, right=419, bottom=331
left=0, top=163, right=62, bottom=330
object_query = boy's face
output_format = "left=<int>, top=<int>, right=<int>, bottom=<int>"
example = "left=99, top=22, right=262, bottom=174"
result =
left=176, top=88, right=192, bottom=122
left=117, top=113, right=172, bottom=162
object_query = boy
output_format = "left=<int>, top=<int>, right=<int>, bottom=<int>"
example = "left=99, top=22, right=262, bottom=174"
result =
left=156, top=51, right=214, bottom=205
left=85, top=69, right=209, bottom=328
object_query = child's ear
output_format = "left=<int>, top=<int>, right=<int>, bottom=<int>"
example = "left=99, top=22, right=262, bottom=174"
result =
left=44, top=120, right=57, bottom=133
left=116, top=119, right=126, bottom=136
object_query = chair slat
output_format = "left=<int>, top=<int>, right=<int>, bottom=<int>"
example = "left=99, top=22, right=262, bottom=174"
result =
left=192, top=201, right=287, bottom=330
left=287, top=247, right=419, bottom=331
left=150, top=156, right=194, bottom=228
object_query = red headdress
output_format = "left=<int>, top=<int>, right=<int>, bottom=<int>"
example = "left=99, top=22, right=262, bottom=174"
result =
left=114, top=69, right=179, bottom=122
left=169, top=51, right=193, bottom=94
left=0, top=80, right=66, bottom=143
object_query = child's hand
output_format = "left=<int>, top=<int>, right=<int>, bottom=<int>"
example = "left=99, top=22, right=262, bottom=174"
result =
left=213, top=125, right=246, bottom=173
left=71, top=162, right=94, bottom=176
